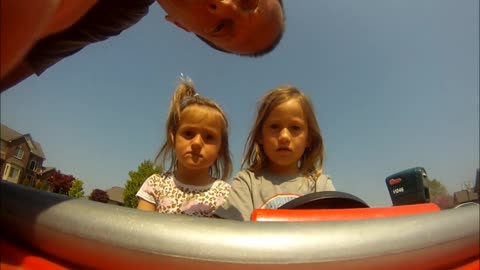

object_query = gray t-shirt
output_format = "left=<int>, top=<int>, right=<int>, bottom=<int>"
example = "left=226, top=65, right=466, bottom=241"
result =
left=215, top=170, right=335, bottom=221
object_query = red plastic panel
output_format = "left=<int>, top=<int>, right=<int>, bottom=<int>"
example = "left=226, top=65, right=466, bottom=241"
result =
left=251, top=203, right=441, bottom=222
left=0, top=238, right=71, bottom=270
left=451, top=259, right=480, bottom=270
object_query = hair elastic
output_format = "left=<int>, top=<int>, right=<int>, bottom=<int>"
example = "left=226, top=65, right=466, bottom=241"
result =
left=178, top=72, right=194, bottom=86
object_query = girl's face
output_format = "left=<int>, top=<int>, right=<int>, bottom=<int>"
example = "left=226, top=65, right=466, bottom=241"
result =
left=260, top=99, right=310, bottom=175
left=174, top=106, right=223, bottom=176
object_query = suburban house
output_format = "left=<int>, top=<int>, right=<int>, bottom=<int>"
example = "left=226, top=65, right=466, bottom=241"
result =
left=453, top=189, right=478, bottom=205
left=453, top=169, right=480, bottom=206
left=1, top=124, right=46, bottom=186
left=105, top=186, right=125, bottom=206
left=475, top=168, right=479, bottom=194
left=36, top=166, right=57, bottom=190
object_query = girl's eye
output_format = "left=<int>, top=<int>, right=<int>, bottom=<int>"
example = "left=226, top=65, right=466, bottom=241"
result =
left=270, top=124, right=279, bottom=130
left=205, top=134, right=216, bottom=141
left=183, top=130, right=194, bottom=138
left=291, top=126, right=301, bottom=131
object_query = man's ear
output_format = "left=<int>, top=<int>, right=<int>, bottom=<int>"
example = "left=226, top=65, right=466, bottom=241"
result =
left=165, top=15, right=190, bottom=32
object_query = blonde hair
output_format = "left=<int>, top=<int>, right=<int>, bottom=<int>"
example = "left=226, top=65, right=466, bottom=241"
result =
left=242, top=85, right=324, bottom=177
left=156, top=82, right=232, bottom=180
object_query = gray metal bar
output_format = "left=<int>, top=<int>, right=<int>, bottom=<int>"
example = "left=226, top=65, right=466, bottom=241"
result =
left=1, top=181, right=478, bottom=269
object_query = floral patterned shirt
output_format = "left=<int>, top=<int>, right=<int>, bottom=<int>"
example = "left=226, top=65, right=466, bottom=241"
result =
left=136, top=173, right=231, bottom=217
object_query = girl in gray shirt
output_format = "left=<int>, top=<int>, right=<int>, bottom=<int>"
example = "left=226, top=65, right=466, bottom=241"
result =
left=215, top=86, right=335, bottom=221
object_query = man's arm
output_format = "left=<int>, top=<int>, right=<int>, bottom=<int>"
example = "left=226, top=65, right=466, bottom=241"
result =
left=1, top=0, right=155, bottom=93
left=0, top=0, right=60, bottom=80
left=0, top=61, right=35, bottom=93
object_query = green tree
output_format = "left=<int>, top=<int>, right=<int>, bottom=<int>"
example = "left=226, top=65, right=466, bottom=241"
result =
left=68, top=179, right=85, bottom=198
left=426, top=178, right=449, bottom=198
left=426, top=178, right=453, bottom=209
left=123, top=160, right=161, bottom=208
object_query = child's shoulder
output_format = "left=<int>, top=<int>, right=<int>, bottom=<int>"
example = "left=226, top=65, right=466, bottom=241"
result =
left=145, top=172, right=174, bottom=183
left=209, top=180, right=231, bottom=195
left=212, top=179, right=231, bottom=189
left=234, top=169, right=257, bottom=180
left=314, top=173, right=335, bottom=191
left=315, top=173, right=332, bottom=182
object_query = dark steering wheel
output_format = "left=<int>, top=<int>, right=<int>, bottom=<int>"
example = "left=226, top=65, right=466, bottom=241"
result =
left=278, top=191, right=370, bottom=209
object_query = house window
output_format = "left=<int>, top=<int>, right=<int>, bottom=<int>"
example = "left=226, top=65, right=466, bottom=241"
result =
left=15, top=147, right=24, bottom=159
left=28, top=160, right=37, bottom=171
left=26, top=175, right=34, bottom=186
left=8, top=167, right=19, bottom=179
left=2, top=164, right=11, bottom=179
left=1, top=140, right=6, bottom=154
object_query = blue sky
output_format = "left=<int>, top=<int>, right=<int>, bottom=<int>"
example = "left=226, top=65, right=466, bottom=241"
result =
left=1, top=0, right=478, bottom=207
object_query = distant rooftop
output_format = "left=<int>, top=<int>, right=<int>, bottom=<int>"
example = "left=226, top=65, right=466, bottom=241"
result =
left=105, top=186, right=125, bottom=204
left=1, top=124, right=46, bottom=158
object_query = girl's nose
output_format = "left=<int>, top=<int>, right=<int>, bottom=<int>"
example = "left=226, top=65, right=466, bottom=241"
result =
left=278, top=128, right=291, bottom=142
left=191, top=134, right=204, bottom=146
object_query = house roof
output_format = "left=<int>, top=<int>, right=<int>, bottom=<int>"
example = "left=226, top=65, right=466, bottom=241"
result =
left=105, top=186, right=125, bottom=204
left=1, top=124, right=23, bottom=141
left=475, top=168, right=479, bottom=193
left=453, top=190, right=479, bottom=204
left=6, top=157, right=25, bottom=167
left=1, top=124, right=46, bottom=159
left=41, top=167, right=56, bottom=173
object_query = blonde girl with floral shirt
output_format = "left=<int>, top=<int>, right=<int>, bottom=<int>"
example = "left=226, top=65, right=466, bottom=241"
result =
left=137, top=77, right=231, bottom=217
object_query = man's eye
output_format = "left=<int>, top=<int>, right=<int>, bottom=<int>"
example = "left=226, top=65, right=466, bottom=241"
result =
left=214, top=23, right=225, bottom=33
left=211, top=20, right=233, bottom=36
left=239, top=0, right=258, bottom=11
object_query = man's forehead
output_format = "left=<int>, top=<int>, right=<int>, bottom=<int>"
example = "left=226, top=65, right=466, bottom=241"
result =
left=216, top=0, right=284, bottom=54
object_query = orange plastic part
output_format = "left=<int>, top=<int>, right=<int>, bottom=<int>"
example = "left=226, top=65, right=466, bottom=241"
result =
left=0, top=202, right=475, bottom=270
left=251, top=203, right=441, bottom=222
left=451, top=259, right=480, bottom=270
left=0, top=238, right=71, bottom=270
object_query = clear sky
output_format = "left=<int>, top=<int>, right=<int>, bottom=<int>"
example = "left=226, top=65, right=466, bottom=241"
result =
left=1, top=0, right=478, bottom=207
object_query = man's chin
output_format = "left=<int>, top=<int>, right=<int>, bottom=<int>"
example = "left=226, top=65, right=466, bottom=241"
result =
left=221, top=43, right=261, bottom=55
